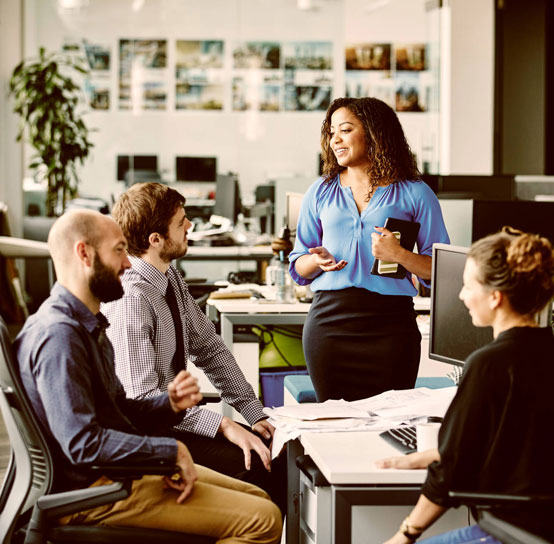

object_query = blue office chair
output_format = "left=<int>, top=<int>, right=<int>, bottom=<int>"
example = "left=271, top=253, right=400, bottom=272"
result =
left=0, top=316, right=215, bottom=544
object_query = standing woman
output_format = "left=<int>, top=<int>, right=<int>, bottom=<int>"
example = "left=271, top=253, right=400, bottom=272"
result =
left=289, top=97, right=449, bottom=402
left=379, top=228, right=554, bottom=544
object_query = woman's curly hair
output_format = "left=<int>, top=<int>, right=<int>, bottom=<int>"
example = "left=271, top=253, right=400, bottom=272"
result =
left=320, top=97, right=420, bottom=199
left=468, top=226, right=554, bottom=317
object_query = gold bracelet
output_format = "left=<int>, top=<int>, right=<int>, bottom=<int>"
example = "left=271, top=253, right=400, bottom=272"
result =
left=400, top=517, right=424, bottom=542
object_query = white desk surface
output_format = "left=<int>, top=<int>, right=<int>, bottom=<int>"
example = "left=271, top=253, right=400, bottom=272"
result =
left=0, top=236, right=50, bottom=258
left=208, top=296, right=430, bottom=314
left=186, top=245, right=273, bottom=258
left=300, top=431, right=425, bottom=486
left=208, top=299, right=311, bottom=314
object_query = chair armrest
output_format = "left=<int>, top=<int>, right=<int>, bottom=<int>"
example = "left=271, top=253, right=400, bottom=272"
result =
left=24, top=462, right=179, bottom=544
left=478, top=511, right=551, bottom=544
left=448, top=491, right=554, bottom=507
left=198, top=392, right=221, bottom=405
left=89, top=460, right=179, bottom=480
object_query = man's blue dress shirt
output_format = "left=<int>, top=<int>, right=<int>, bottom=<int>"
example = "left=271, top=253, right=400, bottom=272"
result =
left=15, top=283, right=179, bottom=491
left=289, top=176, right=450, bottom=296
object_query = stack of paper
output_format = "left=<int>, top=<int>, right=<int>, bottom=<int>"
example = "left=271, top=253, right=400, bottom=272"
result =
left=265, top=387, right=457, bottom=458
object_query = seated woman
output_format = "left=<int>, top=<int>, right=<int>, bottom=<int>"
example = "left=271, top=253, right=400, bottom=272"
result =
left=378, top=227, right=554, bottom=544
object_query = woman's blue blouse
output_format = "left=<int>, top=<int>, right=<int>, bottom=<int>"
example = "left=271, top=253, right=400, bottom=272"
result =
left=289, top=176, right=450, bottom=296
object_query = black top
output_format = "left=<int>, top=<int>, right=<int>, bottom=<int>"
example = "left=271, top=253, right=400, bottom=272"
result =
left=422, top=326, right=554, bottom=539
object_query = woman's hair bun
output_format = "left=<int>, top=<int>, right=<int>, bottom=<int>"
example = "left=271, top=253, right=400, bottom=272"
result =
left=505, top=229, right=554, bottom=277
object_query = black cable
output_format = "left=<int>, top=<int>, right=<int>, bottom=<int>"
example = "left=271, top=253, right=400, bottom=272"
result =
left=252, top=325, right=297, bottom=367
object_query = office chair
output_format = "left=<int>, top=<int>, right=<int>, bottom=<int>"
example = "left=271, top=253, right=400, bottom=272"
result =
left=0, top=316, right=215, bottom=544
left=449, top=491, right=553, bottom=544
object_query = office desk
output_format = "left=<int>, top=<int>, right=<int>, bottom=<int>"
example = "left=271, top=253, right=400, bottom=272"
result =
left=205, top=297, right=432, bottom=419
left=287, top=431, right=467, bottom=544
left=206, top=299, right=310, bottom=418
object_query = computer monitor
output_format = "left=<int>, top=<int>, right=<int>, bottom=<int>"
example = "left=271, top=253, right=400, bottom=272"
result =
left=117, top=154, right=158, bottom=181
left=472, top=200, right=554, bottom=244
left=421, top=175, right=515, bottom=200
left=175, top=156, right=217, bottom=182
left=429, top=244, right=493, bottom=367
left=439, top=175, right=515, bottom=200
left=429, top=243, right=552, bottom=367
left=212, top=174, right=242, bottom=223
left=285, top=192, right=304, bottom=234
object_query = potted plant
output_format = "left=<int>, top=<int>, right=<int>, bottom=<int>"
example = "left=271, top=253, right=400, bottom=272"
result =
left=9, top=47, right=94, bottom=216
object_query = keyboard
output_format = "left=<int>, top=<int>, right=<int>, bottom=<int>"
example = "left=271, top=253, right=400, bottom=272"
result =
left=379, top=426, right=417, bottom=454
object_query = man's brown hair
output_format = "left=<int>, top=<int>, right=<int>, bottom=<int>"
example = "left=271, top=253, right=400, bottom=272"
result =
left=112, top=182, right=186, bottom=256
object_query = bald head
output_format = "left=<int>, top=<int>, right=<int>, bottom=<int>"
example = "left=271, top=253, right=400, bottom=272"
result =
left=48, top=210, right=119, bottom=271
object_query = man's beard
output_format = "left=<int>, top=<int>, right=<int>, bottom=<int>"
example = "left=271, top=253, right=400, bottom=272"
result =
left=159, top=236, right=187, bottom=263
left=89, top=254, right=124, bottom=303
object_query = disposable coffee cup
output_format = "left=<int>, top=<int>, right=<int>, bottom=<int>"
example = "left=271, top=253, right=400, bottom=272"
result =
left=416, top=418, right=442, bottom=452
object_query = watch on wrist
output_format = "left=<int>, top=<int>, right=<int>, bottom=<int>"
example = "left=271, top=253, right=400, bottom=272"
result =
left=400, top=517, right=423, bottom=542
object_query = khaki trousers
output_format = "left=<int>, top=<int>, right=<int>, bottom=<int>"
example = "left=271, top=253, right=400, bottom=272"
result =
left=60, top=464, right=282, bottom=544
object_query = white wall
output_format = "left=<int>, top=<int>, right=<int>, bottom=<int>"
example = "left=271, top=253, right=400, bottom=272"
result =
left=18, top=0, right=435, bottom=205
left=0, top=0, right=24, bottom=235
left=443, top=0, right=495, bottom=175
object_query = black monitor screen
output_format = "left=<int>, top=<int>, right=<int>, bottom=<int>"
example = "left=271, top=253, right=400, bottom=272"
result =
left=176, top=156, right=217, bottom=182
left=472, top=200, right=554, bottom=244
left=437, top=175, right=515, bottom=200
left=117, top=155, right=158, bottom=181
left=212, top=174, right=241, bottom=223
left=429, top=244, right=493, bottom=367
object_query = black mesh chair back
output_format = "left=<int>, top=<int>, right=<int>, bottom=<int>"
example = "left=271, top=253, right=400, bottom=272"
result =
left=0, top=316, right=215, bottom=544
left=0, top=316, right=53, bottom=543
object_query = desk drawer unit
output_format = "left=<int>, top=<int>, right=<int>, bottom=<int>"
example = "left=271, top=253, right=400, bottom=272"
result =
left=297, top=455, right=331, bottom=543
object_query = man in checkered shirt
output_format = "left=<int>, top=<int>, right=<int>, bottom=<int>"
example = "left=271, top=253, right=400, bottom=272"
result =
left=102, top=182, right=285, bottom=512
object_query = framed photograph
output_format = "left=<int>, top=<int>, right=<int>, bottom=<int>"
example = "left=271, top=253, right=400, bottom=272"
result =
left=284, top=70, right=332, bottom=111
left=176, top=40, right=224, bottom=69
left=345, top=71, right=394, bottom=107
left=233, top=42, right=280, bottom=70
left=83, top=41, right=111, bottom=70
left=283, top=41, right=333, bottom=70
left=85, top=79, right=110, bottom=110
left=394, top=43, right=426, bottom=71
left=395, top=72, right=427, bottom=112
left=119, top=39, right=168, bottom=110
left=345, top=43, right=391, bottom=70
left=232, top=71, right=282, bottom=111
left=176, top=41, right=224, bottom=110
left=176, top=73, right=224, bottom=110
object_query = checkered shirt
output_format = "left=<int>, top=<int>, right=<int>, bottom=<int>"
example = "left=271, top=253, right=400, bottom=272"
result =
left=102, top=256, right=266, bottom=438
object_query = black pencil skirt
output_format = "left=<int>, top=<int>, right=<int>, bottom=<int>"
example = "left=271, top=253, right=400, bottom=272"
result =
left=303, top=287, right=421, bottom=402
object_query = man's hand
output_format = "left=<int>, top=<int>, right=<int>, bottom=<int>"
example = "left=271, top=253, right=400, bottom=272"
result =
left=163, top=440, right=198, bottom=503
left=371, top=226, right=405, bottom=263
left=375, top=448, right=440, bottom=470
left=219, top=416, right=272, bottom=472
left=252, top=418, right=275, bottom=441
left=168, top=370, right=202, bottom=413
left=308, top=246, right=347, bottom=272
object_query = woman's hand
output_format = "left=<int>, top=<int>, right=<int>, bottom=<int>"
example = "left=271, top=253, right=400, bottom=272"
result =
left=308, top=246, right=347, bottom=272
left=383, top=531, right=415, bottom=544
left=376, top=448, right=440, bottom=470
left=371, top=226, right=405, bottom=263
left=371, top=226, right=432, bottom=279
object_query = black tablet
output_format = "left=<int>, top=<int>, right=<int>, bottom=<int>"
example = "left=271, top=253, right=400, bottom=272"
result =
left=371, top=217, right=421, bottom=279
